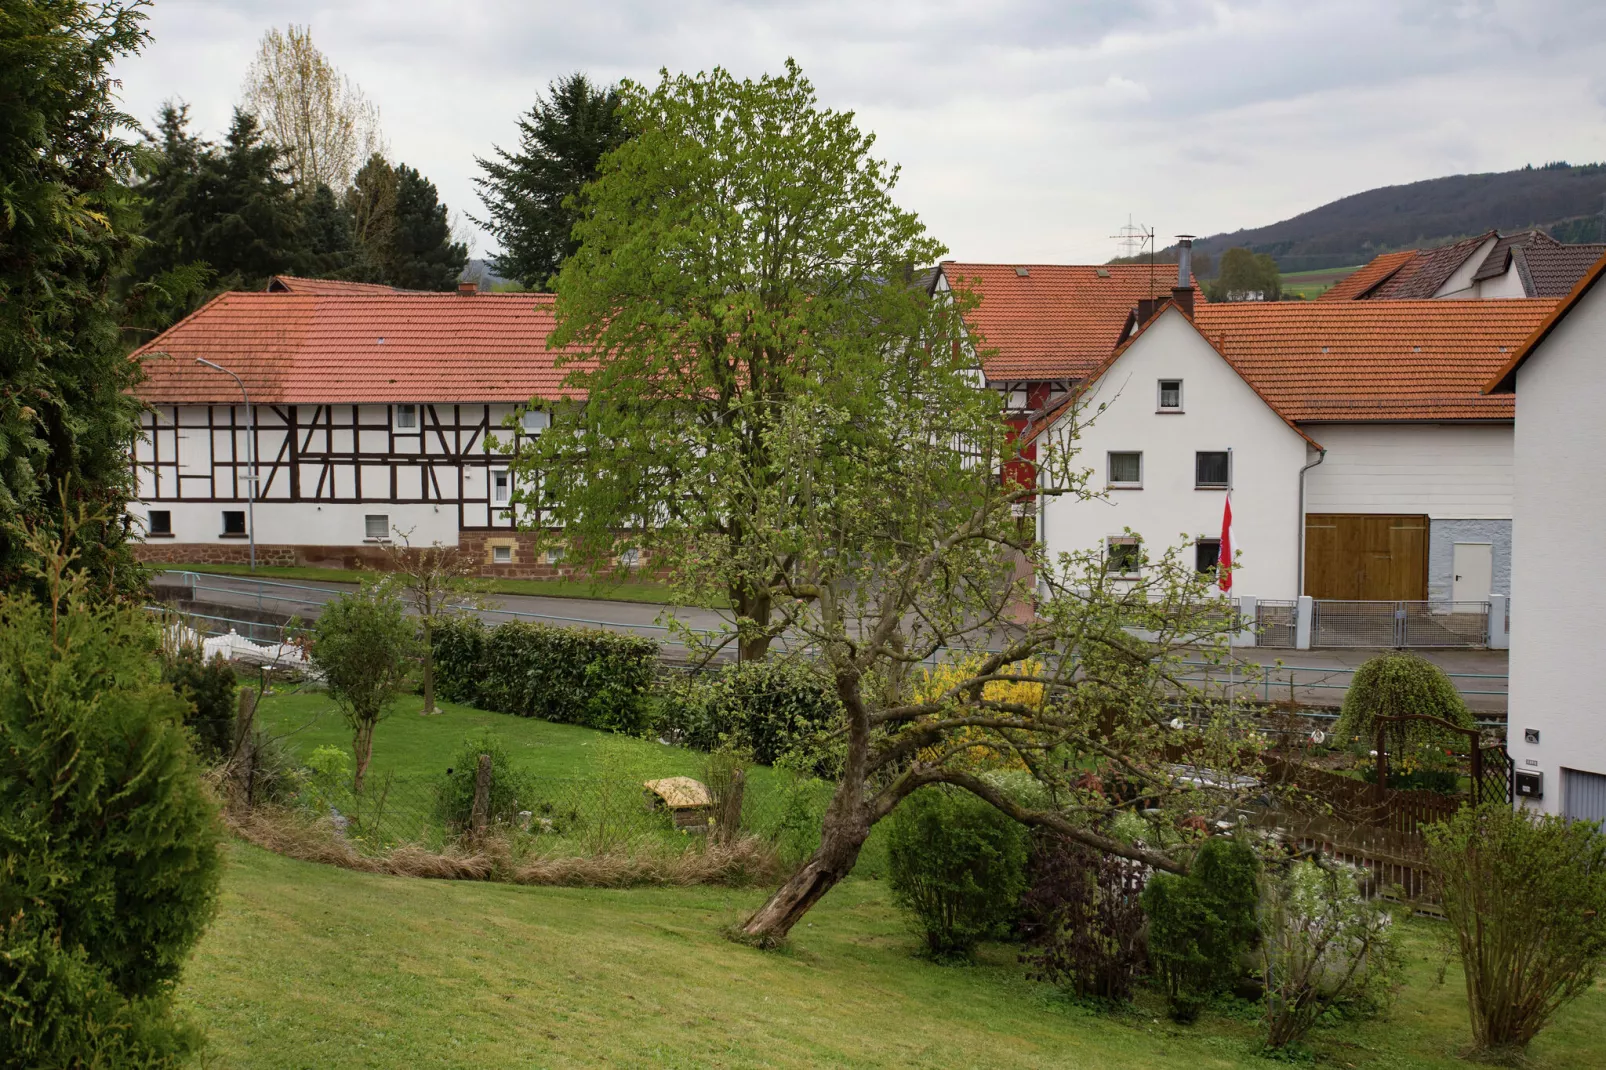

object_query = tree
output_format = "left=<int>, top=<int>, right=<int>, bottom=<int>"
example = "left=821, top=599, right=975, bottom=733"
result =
left=0, top=0, right=151, bottom=596
left=309, top=580, right=418, bottom=792
left=0, top=517, right=222, bottom=1066
left=387, top=163, right=468, bottom=291
left=376, top=531, right=483, bottom=715
left=474, top=72, right=629, bottom=288
left=1208, top=246, right=1281, bottom=301
left=241, top=24, right=383, bottom=194
left=516, top=62, right=1266, bottom=946
left=1425, top=803, right=1606, bottom=1060
left=344, top=151, right=397, bottom=280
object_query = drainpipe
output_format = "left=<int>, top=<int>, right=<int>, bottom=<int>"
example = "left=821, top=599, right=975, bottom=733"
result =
left=1296, top=447, right=1327, bottom=595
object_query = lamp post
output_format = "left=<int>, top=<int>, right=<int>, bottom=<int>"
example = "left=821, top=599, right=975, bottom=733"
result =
left=195, top=358, right=256, bottom=570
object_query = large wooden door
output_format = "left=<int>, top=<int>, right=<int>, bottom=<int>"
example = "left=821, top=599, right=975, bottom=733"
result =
left=1304, top=514, right=1428, bottom=600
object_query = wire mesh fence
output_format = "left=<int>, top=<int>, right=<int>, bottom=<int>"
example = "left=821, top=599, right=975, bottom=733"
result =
left=1255, top=600, right=1298, bottom=649
left=1313, top=600, right=1492, bottom=649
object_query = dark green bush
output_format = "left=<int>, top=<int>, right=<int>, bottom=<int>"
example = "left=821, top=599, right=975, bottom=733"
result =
left=434, top=729, right=538, bottom=833
left=661, top=659, right=844, bottom=774
left=1141, top=835, right=1261, bottom=1022
left=0, top=578, right=222, bottom=1066
left=161, top=645, right=237, bottom=757
left=431, top=617, right=657, bottom=734
left=1335, top=652, right=1474, bottom=747
left=886, top=787, right=1028, bottom=961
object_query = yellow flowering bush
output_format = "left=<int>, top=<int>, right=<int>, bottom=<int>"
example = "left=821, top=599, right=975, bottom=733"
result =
left=912, top=657, right=1047, bottom=770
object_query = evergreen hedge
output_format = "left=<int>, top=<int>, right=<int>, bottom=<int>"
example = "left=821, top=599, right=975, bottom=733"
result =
left=431, top=617, right=657, bottom=733
left=1141, top=835, right=1261, bottom=1022
left=660, top=659, right=845, bottom=774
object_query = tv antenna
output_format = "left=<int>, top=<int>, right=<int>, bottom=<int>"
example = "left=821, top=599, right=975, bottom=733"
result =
left=1112, top=216, right=1156, bottom=292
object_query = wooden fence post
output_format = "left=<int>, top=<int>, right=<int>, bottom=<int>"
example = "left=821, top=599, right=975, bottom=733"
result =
left=470, top=753, right=492, bottom=836
left=234, top=688, right=259, bottom=806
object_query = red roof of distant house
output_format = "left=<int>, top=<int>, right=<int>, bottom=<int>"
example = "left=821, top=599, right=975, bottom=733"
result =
left=133, top=289, right=586, bottom=404
left=1194, top=299, right=1555, bottom=421
left=939, top=262, right=1204, bottom=381
left=1317, top=251, right=1416, bottom=301
left=264, top=275, right=415, bottom=296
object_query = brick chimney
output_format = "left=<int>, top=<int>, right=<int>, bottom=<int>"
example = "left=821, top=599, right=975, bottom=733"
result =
left=458, top=280, right=478, bottom=295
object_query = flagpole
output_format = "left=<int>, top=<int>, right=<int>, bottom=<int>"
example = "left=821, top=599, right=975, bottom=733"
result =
left=1227, top=447, right=1234, bottom=709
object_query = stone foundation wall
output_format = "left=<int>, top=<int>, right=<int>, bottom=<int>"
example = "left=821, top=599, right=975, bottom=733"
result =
left=134, top=533, right=597, bottom=580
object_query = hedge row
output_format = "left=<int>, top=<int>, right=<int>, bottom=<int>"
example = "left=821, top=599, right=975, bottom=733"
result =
left=432, top=618, right=658, bottom=734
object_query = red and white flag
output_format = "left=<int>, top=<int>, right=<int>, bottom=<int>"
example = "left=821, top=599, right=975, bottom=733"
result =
left=1217, top=494, right=1235, bottom=593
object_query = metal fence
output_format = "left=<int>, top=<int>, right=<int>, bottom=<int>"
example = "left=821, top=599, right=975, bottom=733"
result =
left=1255, top=600, right=1298, bottom=649
left=1312, top=599, right=1490, bottom=649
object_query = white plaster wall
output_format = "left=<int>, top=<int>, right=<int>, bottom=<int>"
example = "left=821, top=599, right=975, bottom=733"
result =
left=1507, top=280, right=1606, bottom=813
left=1039, top=307, right=1310, bottom=601
left=130, top=499, right=461, bottom=547
left=1475, top=267, right=1528, bottom=300
left=1432, top=237, right=1499, bottom=298
left=1301, top=423, right=1513, bottom=519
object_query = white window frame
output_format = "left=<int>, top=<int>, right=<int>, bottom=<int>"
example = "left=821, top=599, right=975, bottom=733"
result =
left=1107, top=451, right=1143, bottom=489
left=364, top=514, right=391, bottom=542
left=491, top=468, right=512, bottom=505
left=1106, top=536, right=1142, bottom=577
left=1157, top=379, right=1184, bottom=412
left=395, top=403, right=418, bottom=429
left=520, top=408, right=550, bottom=434
left=491, top=544, right=513, bottom=564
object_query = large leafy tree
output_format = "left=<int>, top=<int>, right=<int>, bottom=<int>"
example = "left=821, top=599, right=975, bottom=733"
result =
left=474, top=72, right=628, bottom=288
left=516, top=61, right=942, bottom=660
left=0, top=0, right=150, bottom=595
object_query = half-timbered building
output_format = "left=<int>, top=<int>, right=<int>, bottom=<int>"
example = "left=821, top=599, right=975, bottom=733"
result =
left=129, top=277, right=586, bottom=575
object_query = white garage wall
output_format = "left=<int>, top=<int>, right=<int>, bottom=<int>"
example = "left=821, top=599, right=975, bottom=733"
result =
left=1302, top=423, right=1512, bottom=520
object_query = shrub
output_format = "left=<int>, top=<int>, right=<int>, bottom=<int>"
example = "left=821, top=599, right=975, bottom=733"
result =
left=311, top=580, right=420, bottom=792
left=1335, top=652, right=1474, bottom=748
left=1260, top=860, right=1399, bottom=1052
left=432, top=617, right=657, bottom=734
left=660, top=658, right=843, bottom=774
left=0, top=566, right=222, bottom=1066
left=1020, top=831, right=1149, bottom=1002
left=886, top=787, right=1028, bottom=960
left=161, top=644, right=237, bottom=757
left=435, top=730, right=537, bottom=834
left=1425, top=803, right=1606, bottom=1059
left=911, top=656, right=1045, bottom=770
left=1142, top=835, right=1261, bottom=1022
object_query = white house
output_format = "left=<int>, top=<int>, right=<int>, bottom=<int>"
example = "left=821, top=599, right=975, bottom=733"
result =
left=127, top=277, right=580, bottom=575
left=1486, top=252, right=1606, bottom=819
left=1322, top=230, right=1605, bottom=302
left=1025, top=286, right=1556, bottom=613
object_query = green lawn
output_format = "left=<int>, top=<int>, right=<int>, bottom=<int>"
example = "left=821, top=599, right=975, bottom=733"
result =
left=162, top=562, right=690, bottom=605
left=182, top=844, right=1606, bottom=1069
left=1279, top=265, right=1362, bottom=300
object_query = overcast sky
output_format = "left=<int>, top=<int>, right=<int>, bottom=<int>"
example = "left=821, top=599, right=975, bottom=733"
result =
left=112, top=0, right=1606, bottom=264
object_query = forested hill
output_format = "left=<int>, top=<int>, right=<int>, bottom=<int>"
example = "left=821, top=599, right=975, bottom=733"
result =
left=1189, top=162, right=1606, bottom=273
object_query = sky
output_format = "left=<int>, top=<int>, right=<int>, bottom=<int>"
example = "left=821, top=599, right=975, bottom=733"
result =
left=111, top=0, right=1606, bottom=265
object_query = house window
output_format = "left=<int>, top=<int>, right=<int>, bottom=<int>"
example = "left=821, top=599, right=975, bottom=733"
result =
left=1158, top=380, right=1183, bottom=411
left=544, top=547, right=565, bottom=565
left=491, top=469, right=511, bottom=505
left=1195, top=538, right=1222, bottom=574
left=1195, top=451, right=1230, bottom=489
left=1108, top=451, right=1142, bottom=488
left=619, top=547, right=641, bottom=568
left=396, top=404, right=417, bottom=429
left=364, top=514, right=390, bottom=540
left=221, top=510, right=246, bottom=536
left=1106, top=537, right=1142, bottom=576
left=147, top=510, right=173, bottom=537
left=521, top=409, right=549, bottom=433
left=491, top=544, right=513, bottom=564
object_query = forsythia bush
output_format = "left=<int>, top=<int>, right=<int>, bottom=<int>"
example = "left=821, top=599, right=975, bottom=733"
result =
left=912, top=657, right=1047, bottom=770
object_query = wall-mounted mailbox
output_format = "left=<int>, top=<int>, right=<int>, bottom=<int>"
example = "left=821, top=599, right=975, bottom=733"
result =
left=1516, top=770, right=1544, bottom=799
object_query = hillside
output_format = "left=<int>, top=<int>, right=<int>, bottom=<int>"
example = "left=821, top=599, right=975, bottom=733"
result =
left=1186, top=163, right=1606, bottom=273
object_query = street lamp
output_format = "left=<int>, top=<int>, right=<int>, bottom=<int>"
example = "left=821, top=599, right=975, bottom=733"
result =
left=195, top=358, right=257, bottom=570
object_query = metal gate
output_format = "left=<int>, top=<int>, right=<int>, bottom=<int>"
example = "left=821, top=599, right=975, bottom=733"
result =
left=1256, top=600, right=1297, bottom=648
left=1313, top=600, right=1490, bottom=649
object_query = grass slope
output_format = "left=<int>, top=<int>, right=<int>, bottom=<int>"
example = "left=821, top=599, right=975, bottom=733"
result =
left=184, top=845, right=1606, bottom=1069
left=163, top=562, right=688, bottom=605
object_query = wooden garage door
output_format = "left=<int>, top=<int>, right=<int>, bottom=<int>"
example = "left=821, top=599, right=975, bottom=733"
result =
left=1304, top=514, right=1428, bottom=601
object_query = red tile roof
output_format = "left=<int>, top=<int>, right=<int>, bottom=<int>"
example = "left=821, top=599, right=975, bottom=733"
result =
left=133, top=290, right=587, bottom=404
left=1486, top=249, right=1606, bottom=393
left=264, top=275, right=414, bottom=296
left=1194, top=299, right=1556, bottom=421
left=1317, top=251, right=1416, bottom=301
left=939, top=262, right=1203, bottom=381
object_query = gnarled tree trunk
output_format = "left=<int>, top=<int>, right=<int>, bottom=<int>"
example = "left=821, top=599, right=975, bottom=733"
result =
left=741, top=794, right=872, bottom=944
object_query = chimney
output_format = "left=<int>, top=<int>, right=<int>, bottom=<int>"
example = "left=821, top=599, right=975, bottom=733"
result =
left=458, top=280, right=479, bottom=295
left=1172, top=234, right=1196, bottom=317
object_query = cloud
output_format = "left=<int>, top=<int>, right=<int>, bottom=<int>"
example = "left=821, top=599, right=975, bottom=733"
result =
left=112, top=0, right=1606, bottom=262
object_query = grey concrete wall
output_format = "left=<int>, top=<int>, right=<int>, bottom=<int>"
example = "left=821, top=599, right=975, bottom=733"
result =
left=1428, top=518, right=1511, bottom=602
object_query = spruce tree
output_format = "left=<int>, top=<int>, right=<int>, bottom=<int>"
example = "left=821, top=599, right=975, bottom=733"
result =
left=188, top=109, right=303, bottom=288
left=387, top=163, right=467, bottom=291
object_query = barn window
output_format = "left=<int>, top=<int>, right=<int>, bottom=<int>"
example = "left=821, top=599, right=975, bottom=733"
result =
left=1108, top=451, right=1142, bottom=488
left=221, top=510, right=246, bottom=536
left=1195, top=451, right=1230, bottom=489
left=364, top=514, right=390, bottom=540
left=396, top=404, right=417, bottom=429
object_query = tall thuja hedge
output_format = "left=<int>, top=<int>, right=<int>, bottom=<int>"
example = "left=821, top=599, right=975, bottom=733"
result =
left=0, top=552, right=222, bottom=1066
left=432, top=617, right=657, bottom=733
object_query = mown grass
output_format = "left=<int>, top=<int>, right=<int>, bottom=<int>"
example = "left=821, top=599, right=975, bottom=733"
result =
left=182, top=844, right=1606, bottom=1069
left=161, top=561, right=689, bottom=605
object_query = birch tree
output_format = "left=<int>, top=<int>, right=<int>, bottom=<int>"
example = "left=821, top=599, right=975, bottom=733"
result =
left=242, top=24, right=383, bottom=194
